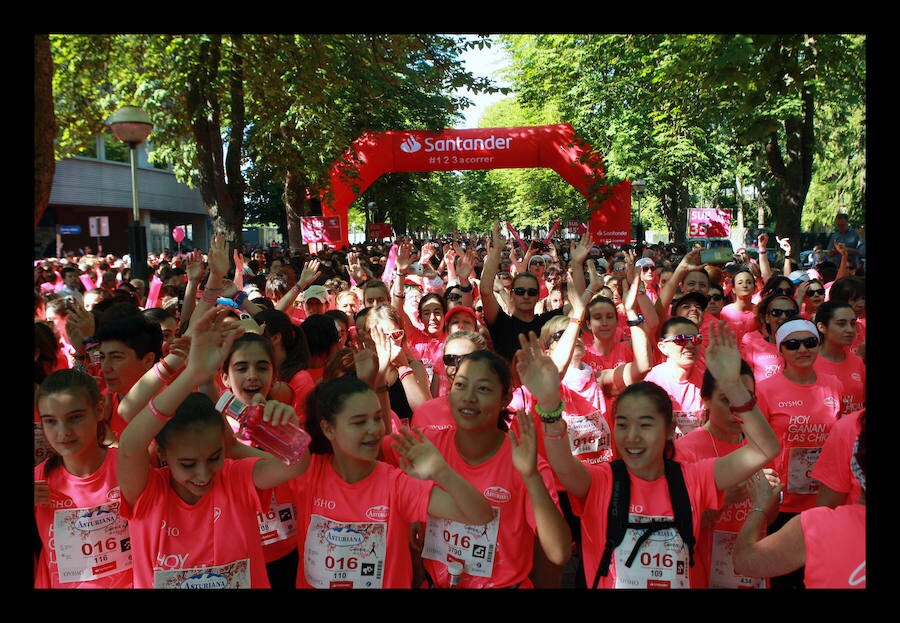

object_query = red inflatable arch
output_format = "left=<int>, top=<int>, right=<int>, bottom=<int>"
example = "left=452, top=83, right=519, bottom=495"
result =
left=316, top=123, right=632, bottom=248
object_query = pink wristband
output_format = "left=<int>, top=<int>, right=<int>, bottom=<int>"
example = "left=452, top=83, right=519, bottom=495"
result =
left=153, top=362, right=172, bottom=385
left=148, top=398, right=174, bottom=422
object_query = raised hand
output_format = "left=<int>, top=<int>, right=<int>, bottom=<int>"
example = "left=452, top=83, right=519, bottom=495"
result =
left=299, top=258, right=321, bottom=289
left=64, top=297, right=95, bottom=348
left=185, top=249, right=206, bottom=283
left=185, top=306, right=245, bottom=379
left=390, top=426, right=448, bottom=481
left=207, top=232, right=230, bottom=278
left=514, top=331, right=562, bottom=406
left=776, top=236, right=792, bottom=257
left=757, top=232, right=769, bottom=250
left=396, top=241, right=412, bottom=274
left=704, top=319, right=741, bottom=385
left=569, top=231, right=593, bottom=266
left=232, top=249, right=246, bottom=290
left=509, top=408, right=538, bottom=479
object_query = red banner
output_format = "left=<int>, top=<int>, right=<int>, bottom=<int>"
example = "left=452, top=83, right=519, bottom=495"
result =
left=566, top=220, right=588, bottom=235
left=301, top=216, right=342, bottom=244
left=589, top=181, right=632, bottom=246
left=688, top=208, right=731, bottom=238
left=367, top=222, right=392, bottom=239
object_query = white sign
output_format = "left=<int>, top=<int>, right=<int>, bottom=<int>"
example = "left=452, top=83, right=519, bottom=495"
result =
left=88, top=216, right=110, bottom=237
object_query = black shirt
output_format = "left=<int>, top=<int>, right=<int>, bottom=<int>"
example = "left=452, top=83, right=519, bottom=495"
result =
left=488, top=307, right=565, bottom=362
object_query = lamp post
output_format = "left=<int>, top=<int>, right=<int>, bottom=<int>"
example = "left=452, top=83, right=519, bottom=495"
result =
left=106, top=105, right=153, bottom=280
left=632, top=179, right=646, bottom=252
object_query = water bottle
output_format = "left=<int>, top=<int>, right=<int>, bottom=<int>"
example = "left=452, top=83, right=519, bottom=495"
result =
left=215, top=391, right=311, bottom=466
left=447, top=560, right=464, bottom=588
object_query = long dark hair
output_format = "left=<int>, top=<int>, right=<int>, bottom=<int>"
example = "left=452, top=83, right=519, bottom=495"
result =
left=255, top=308, right=310, bottom=380
left=306, top=376, right=375, bottom=455
left=455, top=350, right=514, bottom=432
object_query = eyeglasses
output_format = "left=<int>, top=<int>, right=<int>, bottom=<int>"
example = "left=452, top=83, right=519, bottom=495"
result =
left=781, top=337, right=819, bottom=351
left=447, top=292, right=464, bottom=302
left=708, top=294, right=724, bottom=301
left=661, top=333, right=702, bottom=346
left=771, top=287, right=793, bottom=296
left=512, top=287, right=540, bottom=297
left=443, top=353, right=463, bottom=368
left=769, top=308, right=799, bottom=319
left=548, top=330, right=566, bottom=344
left=387, top=329, right=405, bottom=340
left=806, top=288, right=825, bottom=297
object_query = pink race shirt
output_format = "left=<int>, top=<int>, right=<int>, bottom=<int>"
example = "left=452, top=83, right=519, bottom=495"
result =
left=801, top=504, right=866, bottom=588
left=675, top=430, right=767, bottom=589
left=813, top=353, right=865, bottom=415
left=582, top=336, right=633, bottom=373
left=414, top=427, right=560, bottom=588
left=571, top=459, right=723, bottom=589
left=288, top=453, right=433, bottom=589
left=119, top=457, right=271, bottom=588
left=34, top=448, right=133, bottom=588
left=644, top=362, right=706, bottom=438
left=406, top=329, right=443, bottom=388
left=810, top=409, right=864, bottom=505
left=739, top=330, right=783, bottom=386
left=756, top=372, right=844, bottom=513
left=719, top=304, right=757, bottom=344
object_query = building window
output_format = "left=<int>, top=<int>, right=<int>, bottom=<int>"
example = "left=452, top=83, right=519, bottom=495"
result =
left=103, top=132, right=130, bottom=163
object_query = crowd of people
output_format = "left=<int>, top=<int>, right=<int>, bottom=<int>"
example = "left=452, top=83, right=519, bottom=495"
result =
left=33, top=216, right=866, bottom=590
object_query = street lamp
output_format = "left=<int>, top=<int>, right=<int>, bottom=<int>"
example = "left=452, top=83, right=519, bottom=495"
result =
left=106, top=105, right=153, bottom=280
left=632, top=179, right=646, bottom=251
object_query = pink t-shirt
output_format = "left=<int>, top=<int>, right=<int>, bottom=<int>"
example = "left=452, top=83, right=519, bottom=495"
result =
left=411, top=395, right=455, bottom=431
left=813, top=353, right=865, bottom=415
left=810, top=409, right=864, bottom=505
left=850, top=317, right=865, bottom=357
left=582, top=337, right=633, bottom=373
left=34, top=448, right=133, bottom=588
left=406, top=329, right=443, bottom=387
left=801, top=504, right=866, bottom=588
left=288, top=369, right=317, bottom=428
left=287, top=453, right=433, bottom=589
left=119, top=457, right=271, bottom=589
left=571, top=459, right=723, bottom=589
left=719, top=304, right=757, bottom=344
left=412, top=427, right=560, bottom=588
left=675, top=430, right=768, bottom=589
left=739, top=330, right=783, bottom=386
left=756, top=372, right=845, bottom=513
left=644, top=362, right=706, bottom=438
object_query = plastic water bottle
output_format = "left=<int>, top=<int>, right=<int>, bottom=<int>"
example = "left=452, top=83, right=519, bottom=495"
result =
left=216, top=391, right=311, bottom=466
left=447, top=560, right=464, bottom=588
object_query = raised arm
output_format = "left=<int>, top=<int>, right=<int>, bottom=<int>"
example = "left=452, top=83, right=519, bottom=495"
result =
left=275, top=258, right=320, bottom=313
left=757, top=233, right=773, bottom=282
left=391, top=427, right=494, bottom=525
left=510, top=406, right=573, bottom=565
left=516, top=332, right=592, bottom=499
left=179, top=250, right=206, bottom=336
left=655, top=248, right=703, bottom=322
left=478, top=221, right=504, bottom=327
left=705, top=320, right=781, bottom=491
left=599, top=257, right=653, bottom=394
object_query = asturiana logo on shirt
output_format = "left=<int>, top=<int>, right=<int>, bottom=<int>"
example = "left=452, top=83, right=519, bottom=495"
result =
left=326, top=527, right=365, bottom=547
left=182, top=571, right=228, bottom=589
left=75, top=508, right=117, bottom=532
left=483, top=486, right=511, bottom=504
left=366, top=505, right=389, bottom=521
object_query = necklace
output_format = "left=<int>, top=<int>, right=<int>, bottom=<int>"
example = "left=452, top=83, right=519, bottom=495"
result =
left=705, top=426, right=743, bottom=457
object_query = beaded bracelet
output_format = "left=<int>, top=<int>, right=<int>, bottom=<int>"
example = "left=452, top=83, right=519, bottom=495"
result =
left=148, top=398, right=174, bottom=422
left=535, top=399, right=565, bottom=424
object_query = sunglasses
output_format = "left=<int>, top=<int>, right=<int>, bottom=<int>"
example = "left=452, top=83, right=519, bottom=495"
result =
left=641, top=265, right=653, bottom=271
left=548, top=329, right=566, bottom=344
left=512, top=287, right=540, bottom=297
left=387, top=329, right=405, bottom=340
left=781, top=337, right=820, bottom=351
left=661, top=333, right=703, bottom=346
left=806, top=288, right=825, bottom=297
left=475, top=306, right=483, bottom=313
left=708, top=294, right=724, bottom=301
left=771, top=287, right=793, bottom=296
left=498, top=273, right=512, bottom=279
left=769, top=308, right=799, bottom=318
left=443, top=353, right=463, bottom=368
left=447, top=292, right=464, bottom=302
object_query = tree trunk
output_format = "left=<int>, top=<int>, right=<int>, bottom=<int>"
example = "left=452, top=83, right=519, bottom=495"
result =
left=283, top=171, right=306, bottom=256
left=34, top=34, right=56, bottom=229
left=225, top=34, right=247, bottom=252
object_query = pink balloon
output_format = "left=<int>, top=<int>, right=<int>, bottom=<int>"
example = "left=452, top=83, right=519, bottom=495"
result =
left=172, top=227, right=185, bottom=243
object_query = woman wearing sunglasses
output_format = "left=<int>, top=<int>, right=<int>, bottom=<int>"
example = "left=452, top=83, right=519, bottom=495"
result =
left=644, top=316, right=707, bottom=438
left=754, top=318, right=846, bottom=589
left=795, top=277, right=826, bottom=320
left=479, top=222, right=587, bottom=364
left=738, top=294, right=801, bottom=387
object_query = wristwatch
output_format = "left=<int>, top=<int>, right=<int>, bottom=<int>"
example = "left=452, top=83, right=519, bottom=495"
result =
left=626, top=313, right=644, bottom=327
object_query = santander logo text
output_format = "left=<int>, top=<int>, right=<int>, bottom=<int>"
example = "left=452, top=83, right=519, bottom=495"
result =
left=400, top=134, right=514, bottom=154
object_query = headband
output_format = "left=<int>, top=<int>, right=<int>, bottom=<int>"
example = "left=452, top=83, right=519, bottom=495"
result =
left=775, top=319, right=819, bottom=350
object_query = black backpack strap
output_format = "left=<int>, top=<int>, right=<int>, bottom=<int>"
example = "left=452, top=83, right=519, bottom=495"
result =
left=664, top=460, right=695, bottom=568
left=592, top=460, right=629, bottom=589
left=621, top=519, right=677, bottom=568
